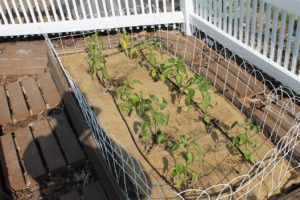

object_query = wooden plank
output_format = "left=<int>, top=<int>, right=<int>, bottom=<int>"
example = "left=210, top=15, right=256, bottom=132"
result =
left=21, top=77, right=47, bottom=115
left=0, top=86, right=12, bottom=126
left=83, top=181, right=108, bottom=200
left=30, top=119, right=66, bottom=173
left=6, top=82, right=29, bottom=122
left=36, top=73, right=61, bottom=108
left=49, top=112, right=85, bottom=166
left=59, top=190, right=81, bottom=200
left=0, top=134, right=26, bottom=191
left=48, top=51, right=125, bottom=200
left=14, top=127, right=46, bottom=180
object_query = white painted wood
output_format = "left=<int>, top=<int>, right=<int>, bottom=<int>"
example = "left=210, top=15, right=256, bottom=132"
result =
left=3, top=0, right=15, bottom=24
left=284, top=15, right=295, bottom=69
left=95, top=0, right=101, bottom=18
left=223, top=0, right=227, bottom=32
left=238, top=0, right=244, bottom=41
left=0, top=4, right=8, bottom=25
left=245, top=0, right=250, bottom=45
left=117, top=0, right=123, bottom=16
left=190, top=13, right=300, bottom=94
left=263, top=0, right=300, bottom=17
left=172, top=0, right=175, bottom=12
left=50, top=0, right=59, bottom=21
left=0, top=12, right=184, bottom=36
left=87, top=0, right=94, bottom=18
left=56, top=0, right=66, bottom=20
left=109, top=0, right=115, bottom=17
left=42, top=0, right=51, bottom=22
left=180, top=0, right=193, bottom=35
left=291, top=19, right=300, bottom=73
left=71, top=0, right=80, bottom=19
left=125, top=0, right=130, bottom=15
left=209, top=0, right=212, bottom=22
left=228, top=0, right=233, bottom=35
left=26, top=0, right=37, bottom=23
left=156, top=0, right=159, bottom=13
left=218, top=0, right=222, bottom=29
left=250, top=0, right=257, bottom=48
left=263, top=4, right=271, bottom=56
left=11, top=0, right=22, bottom=24
left=64, top=0, right=73, bottom=20
left=276, top=11, right=287, bottom=65
left=133, top=0, right=137, bottom=15
left=233, top=0, right=238, bottom=38
left=33, top=0, right=44, bottom=22
left=102, top=0, right=108, bottom=17
left=270, top=7, right=279, bottom=61
left=257, top=0, right=264, bottom=53
left=163, top=0, right=167, bottom=13
left=213, top=0, right=217, bottom=25
left=79, top=0, right=87, bottom=19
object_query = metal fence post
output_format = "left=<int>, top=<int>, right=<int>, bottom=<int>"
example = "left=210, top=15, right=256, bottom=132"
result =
left=180, top=0, right=193, bottom=35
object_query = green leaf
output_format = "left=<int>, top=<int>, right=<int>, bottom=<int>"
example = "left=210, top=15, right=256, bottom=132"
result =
left=131, top=94, right=140, bottom=104
left=186, top=88, right=195, bottom=105
left=175, top=74, right=183, bottom=85
left=168, top=58, right=175, bottom=63
left=156, top=132, right=167, bottom=144
left=159, top=97, right=167, bottom=110
left=162, top=67, right=173, bottom=80
left=149, top=94, right=159, bottom=102
left=176, top=179, right=183, bottom=188
left=192, top=172, right=199, bottom=182
left=239, top=133, right=248, bottom=145
left=202, top=93, right=211, bottom=109
left=154, top=112, right=165, bottom=127
left=179, top=135, right=186, bottom=143
left=186, top=152, right=194, bottom=164
left=151, top=69, right=157, bottom=78
left=250, top=124, right=259, bottom=133
left=178, top=64, right=187, bottom=74
left=243, top=150, right=255, bottom=163
left=204, top=115, right=211, bottom=124
left=175, top=164, right=186, bottom=174
left=232, top=136, right=240, bottom=146
left=170, top=143, right=180, bottom=153
left=194, top=143, right=202, bottom=155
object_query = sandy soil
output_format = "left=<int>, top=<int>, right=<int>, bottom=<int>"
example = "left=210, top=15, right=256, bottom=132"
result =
left=61, top=47, right=299, bottom=199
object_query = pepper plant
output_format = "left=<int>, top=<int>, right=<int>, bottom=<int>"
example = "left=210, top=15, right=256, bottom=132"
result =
left=120, top=30, right=138, bottom=59
left=86, top=33, right=110, bottom=85
left=169, top=135, right=202, bottom=189
left=231, top=118, right=259, bottom=163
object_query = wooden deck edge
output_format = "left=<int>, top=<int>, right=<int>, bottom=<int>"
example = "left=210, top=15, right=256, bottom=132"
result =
left=47, top=51, right=125, bottom=200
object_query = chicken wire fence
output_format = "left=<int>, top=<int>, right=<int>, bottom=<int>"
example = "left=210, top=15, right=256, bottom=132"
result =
left=44, top=24, right=300, bottom=200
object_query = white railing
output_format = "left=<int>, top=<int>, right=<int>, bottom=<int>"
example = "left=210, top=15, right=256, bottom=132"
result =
left=190, top=0, right=300, bottom=94
left=0, top=0, right=183, bottom=36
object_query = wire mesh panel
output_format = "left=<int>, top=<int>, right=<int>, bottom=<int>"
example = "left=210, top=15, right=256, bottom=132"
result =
left=45, top=24, right=300, bottom=199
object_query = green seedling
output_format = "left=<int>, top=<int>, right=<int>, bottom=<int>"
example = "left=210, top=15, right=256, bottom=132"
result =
left=115, top=79, right=142, bottom=115
left=169, top=135, right=202, bottom=189
left=120, top=31, right=138, bottom=59
left=231, top=118, right=259, bottom=163
left=86, top=33, right=110, bottom=85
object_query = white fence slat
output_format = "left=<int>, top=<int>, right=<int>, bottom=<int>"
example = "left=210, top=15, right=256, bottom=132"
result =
left=87, top=0, right=94, bottom=18
left=11, top=0, right=22, bottom=24
left=218, top=0, right=222, bottom=29
left=148, top=0, right=152, bottom=14
left=238, top=0, right=244, bottom=41
left=94, top=0, right=101, bottom=18
left=257, top=0, right=265, bottom=53
left=209, top=0, right=212, bottom=22
left=270, top=7, right=279, bottom=61
left=163, top=0, right=167, bottom=12
left=233, top=0, right=238, bottom=38
left=18, top=0, right=30, bottom=23
left=276, top=11, right=287, bottom=65
left=117, top=0, right=123, bottom=16
left=250, top=0, right=257, bottom=48
left=133, top=0, right=137, bottom=15
left=140, top=0, right=145, bottom=14
left=228, top=0, right=233, bottom=35
left=263, top=4, right=271, bottom=56
left=156, top=0, right=159, bottom=13
left=33, top=0, right=44, bottom=22
left=172, top=0, right=175, bottom=12
left=284, top=14, right=295, bottom=69
left=223, top=0, right=227, bottom=32
left=3, top=0, right=15, bottom=24
left=64, top=0, right=73, bottom=20
left=102, top=0, right=108, bottom=17
left=50, top=0, right=59, bottom=21
left=213, top=0, right=217, bottom=25
left=79, top=0, right=87, bottom=19
left=42, top=0, right=51, bottom=22
left=71, top=0, right=80, bottom=19
left=291, top=19, right=300, bottom=73
left=109, top=0, right=115, bottom=17
left=56, top=0, right=65, bottom=20
left=245, top=0, right=251, bottom=45
left=204, top=0, right=207, bottom=20
left=0, top=4, right=8, bottom=25
left=26, top=0, right=37, bottom=23
left=125, top=0, right=130, bottom=15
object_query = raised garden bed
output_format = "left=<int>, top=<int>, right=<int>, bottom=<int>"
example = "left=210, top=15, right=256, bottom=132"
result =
left=56, top=30, right=300, bottom=199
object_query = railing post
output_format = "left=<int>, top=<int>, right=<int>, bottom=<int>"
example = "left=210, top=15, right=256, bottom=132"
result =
left=180, top=0, right=193, bottom=36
